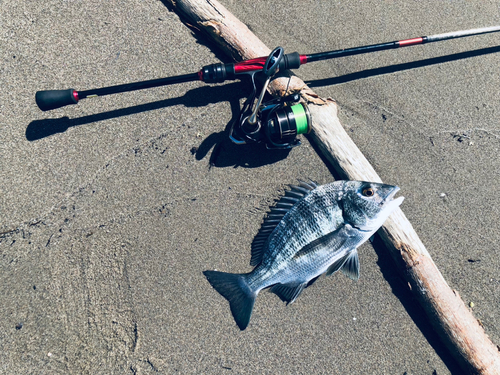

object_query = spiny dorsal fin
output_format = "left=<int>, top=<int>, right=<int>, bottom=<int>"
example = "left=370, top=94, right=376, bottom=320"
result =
left=250, top=180, right=318, bottom=267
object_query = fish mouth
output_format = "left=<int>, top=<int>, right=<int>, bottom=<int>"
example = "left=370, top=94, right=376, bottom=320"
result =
left=383, top=186, right=404, bottom=209
left=354, top=185, right=404, bottom=233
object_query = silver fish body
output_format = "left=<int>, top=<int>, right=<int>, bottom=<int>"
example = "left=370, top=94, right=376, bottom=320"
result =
left=204, top=180, right=404, bottom=330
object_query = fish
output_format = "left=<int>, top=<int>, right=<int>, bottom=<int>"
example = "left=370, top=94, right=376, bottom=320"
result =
left=203, top=180, right=404, bottom=330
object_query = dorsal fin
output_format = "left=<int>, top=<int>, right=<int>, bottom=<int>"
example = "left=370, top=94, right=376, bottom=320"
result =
left=250, top=180, right=318, bottom=266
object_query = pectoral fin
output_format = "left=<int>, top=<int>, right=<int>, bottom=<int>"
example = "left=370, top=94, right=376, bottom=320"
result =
left=326, top=251, right=349, bottom=276
left=325, top=249, right=360, bottom=281
left=341, top=249, right=360, bottom=281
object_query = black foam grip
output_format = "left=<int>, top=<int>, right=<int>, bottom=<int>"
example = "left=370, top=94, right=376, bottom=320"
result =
left=201, top=63, right=236, bottom=83
left=35, top=89, right=78, bottom=111
left=282, top=52, right=301, bottom=70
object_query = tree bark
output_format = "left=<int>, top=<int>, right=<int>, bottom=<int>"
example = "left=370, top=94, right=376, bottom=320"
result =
left=165, top=0, right=500, bottom=373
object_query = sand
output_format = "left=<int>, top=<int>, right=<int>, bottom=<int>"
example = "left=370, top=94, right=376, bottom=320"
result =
left=1, top=1, right=499, bottom=373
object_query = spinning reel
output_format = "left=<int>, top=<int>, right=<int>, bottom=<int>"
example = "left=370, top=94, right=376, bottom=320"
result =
left=228, top=47, right=311, bottom=149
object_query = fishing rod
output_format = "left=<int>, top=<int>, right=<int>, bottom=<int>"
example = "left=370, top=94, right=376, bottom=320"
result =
left=35, top=25, right=500, bottom=149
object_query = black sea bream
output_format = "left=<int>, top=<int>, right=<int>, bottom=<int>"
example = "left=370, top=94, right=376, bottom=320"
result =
left=204, top=180, right=404, bottom=330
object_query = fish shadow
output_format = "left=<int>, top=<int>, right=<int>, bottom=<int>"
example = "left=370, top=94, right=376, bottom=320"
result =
left=370, top=235, right=464, bottom=374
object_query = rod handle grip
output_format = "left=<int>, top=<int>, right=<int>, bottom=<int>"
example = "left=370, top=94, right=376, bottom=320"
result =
left=35, top=89, right=79, bottom=111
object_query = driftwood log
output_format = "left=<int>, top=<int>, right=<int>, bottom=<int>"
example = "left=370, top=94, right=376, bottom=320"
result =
left=165, top=0, right=500, bottom=373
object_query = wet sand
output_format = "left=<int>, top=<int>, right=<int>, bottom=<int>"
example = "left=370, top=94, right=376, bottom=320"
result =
left=1, top=1, right=499, bottom=373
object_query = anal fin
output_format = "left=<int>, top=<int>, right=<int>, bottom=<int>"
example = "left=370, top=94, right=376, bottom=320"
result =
left=270, top=283, right=307, bottom=305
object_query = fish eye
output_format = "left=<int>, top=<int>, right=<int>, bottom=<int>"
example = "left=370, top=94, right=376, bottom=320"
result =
left=362, top=187, right=375, bottom=197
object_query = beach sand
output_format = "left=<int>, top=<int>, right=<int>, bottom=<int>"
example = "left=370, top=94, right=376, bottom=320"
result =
left=1, top=1, right=499, bottom=373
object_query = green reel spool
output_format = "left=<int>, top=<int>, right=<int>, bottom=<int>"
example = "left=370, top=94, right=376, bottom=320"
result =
left=265, top=102, right=311, bottom=148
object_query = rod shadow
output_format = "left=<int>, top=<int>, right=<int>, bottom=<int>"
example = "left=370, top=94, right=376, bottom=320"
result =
left=27, top=82, right=245, bottom=142
left=28, top=81, right=291, bottom=168
left=28, top=44, right=500, bottom=168
left=306, top=45, right=500, bottom=87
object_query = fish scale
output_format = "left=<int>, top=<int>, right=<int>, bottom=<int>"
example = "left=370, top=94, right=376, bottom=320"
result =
left=204, top=180, right=404, bottom=330
left=265, top=188, right=343, bottom=259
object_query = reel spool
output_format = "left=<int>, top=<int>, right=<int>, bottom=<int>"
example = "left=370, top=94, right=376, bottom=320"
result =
left=261, top=100, right=311, bottom=149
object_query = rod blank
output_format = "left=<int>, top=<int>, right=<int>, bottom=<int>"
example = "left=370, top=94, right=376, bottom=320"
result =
left=426, top=25, right=500, bottom=43
left=305, top=25, right=500, bottom=64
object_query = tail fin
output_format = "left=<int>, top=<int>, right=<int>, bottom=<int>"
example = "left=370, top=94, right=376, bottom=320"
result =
left=203, top=270, right=256, bottom=330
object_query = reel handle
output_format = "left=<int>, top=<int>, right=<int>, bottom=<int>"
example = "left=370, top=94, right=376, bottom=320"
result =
left=247, top=47, right=284, bottom=125
left=263, top=47, right=284, bottom=76
left=35, top=89, right=79, bottom=111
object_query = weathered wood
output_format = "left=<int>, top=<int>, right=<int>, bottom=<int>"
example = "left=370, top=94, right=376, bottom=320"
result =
left=166, top=0, right=500, bottom=373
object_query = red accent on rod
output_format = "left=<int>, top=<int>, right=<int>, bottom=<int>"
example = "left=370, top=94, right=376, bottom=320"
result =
left=198, top=70, right=204, bottom=81
left=299, top=55, right=308, bottom=65
left=398, top=37, right=424, bottom=47
left=73, top=90, right=79, bottom=102
left=234, top=56, right=266, bottom=74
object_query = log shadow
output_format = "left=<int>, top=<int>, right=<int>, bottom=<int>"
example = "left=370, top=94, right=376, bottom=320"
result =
left=370, top=235, right=464, bottom=374
left=309, top=135, right=464, bottom=372
left=307, top=133, right=465, bottom=373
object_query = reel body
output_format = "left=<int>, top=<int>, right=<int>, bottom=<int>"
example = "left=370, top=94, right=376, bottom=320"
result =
left=229, top=87, right=312, bottom=149
left=229, top=47, right=311, bottom=149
